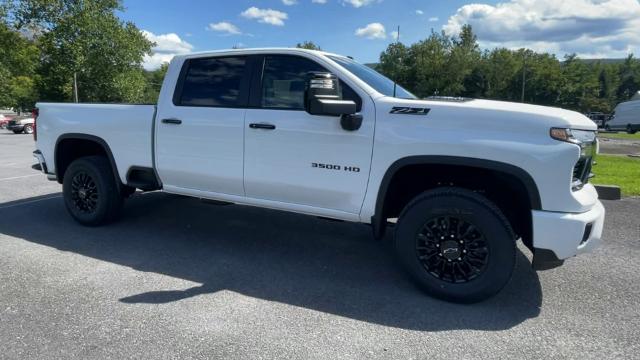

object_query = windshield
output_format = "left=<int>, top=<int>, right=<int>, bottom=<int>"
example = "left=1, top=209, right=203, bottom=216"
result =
left=328, top=56, right=416, bottom=99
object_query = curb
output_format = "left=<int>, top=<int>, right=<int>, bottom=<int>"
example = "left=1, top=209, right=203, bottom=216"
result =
left=595, top=185, right=621, bottom=200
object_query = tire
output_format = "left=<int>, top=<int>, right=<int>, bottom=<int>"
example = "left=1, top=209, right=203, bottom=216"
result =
left=23, top=124, right=33, bottom=134
left=394, top=187, right=516, bottom=303
left=627, top=125, right=637, bottom=134
left=63, top=156, right=123, bottom=226
left=13, top=130, right=22, bottom=134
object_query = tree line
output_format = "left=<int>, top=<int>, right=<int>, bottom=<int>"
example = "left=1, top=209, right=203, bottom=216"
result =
left=376, top=25, right=640, bottom=113
left=0, top=0, right=163, bottom=112
left=1, top=1, right=639, bottom=114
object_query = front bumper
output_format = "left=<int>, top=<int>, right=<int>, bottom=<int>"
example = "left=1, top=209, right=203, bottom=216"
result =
left=531, top=200, right=605, bottom=270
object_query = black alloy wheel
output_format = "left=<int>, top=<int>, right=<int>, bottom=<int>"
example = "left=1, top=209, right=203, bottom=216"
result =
left=70, top=171, right=99, bottom=214
left=416, top=216, right=489, bottom=283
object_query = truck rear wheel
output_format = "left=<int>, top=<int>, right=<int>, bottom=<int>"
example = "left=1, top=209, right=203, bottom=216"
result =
left=63, top=156, right=123, bottom=226
left=394, top=187, right=516, bottom=303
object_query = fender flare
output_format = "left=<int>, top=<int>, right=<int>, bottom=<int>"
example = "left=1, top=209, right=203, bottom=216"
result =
left=54, top=133, right=122, bottom=188
left=371, top=155, right=542, bottom=239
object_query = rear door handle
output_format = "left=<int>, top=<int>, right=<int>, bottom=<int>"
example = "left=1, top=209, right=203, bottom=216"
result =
left=162, top=118, right=182, bottom=125
left=249, top=123, right=276, bottom=130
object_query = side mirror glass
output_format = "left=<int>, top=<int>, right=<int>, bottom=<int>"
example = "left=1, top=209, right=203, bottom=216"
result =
left=305, top=72, right=357, bottom=117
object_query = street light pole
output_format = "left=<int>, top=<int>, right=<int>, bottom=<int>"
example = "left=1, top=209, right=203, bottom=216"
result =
left=521, top=53, right=526, bottom=103
left=73, top=72, right=79, bottom=103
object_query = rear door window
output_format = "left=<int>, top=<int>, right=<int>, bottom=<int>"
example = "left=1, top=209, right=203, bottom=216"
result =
left=177, top=56, right=249, bottom=107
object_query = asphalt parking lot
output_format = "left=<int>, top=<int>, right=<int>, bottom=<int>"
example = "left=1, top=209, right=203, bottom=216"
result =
left=1, top=133, right=639, bottom=359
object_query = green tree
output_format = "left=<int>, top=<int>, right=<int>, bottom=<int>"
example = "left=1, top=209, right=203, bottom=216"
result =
left=0, top=12, right=40, bottom=111
left=12, top=0, right=152, bottom=103
left=617, top=54, right=640, bottom=101
left=296, top=41, right=322, bottom=51
left=142, top=63, right=169, bottom=104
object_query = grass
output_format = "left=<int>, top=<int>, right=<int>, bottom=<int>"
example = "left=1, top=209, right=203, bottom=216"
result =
left=592, top=154, right=640, bottom=196
left=598, top=132, right=640, bottom=140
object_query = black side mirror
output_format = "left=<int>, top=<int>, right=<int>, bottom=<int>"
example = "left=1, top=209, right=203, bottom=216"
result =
left=305, top=72, right=357, bottom=117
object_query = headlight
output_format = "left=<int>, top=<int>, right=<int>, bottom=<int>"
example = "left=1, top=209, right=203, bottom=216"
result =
left=550, top=128, right=596, bottom=145
left=550, top=128, right=597, bottom=191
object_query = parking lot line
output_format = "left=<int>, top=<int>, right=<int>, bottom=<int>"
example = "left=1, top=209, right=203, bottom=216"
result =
left=0, top=174, right=41, bottom=182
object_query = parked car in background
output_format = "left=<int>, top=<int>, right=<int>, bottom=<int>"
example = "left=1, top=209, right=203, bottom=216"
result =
left=585, top=112, right=610, bottom=129
left=6, top=116, right=35, bottom=134
left=606, top=99, right=640, bottom=134
left=0, top=114, right=14, bottom=129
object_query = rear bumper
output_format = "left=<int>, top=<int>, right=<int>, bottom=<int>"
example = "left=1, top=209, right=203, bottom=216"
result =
left=33, top=150, right=56, bottom=181
left=531, top=200, right=605, bottom=270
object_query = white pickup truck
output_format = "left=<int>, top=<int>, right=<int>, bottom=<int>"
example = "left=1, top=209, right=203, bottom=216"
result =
left=33, top=48, right=604, bottom=302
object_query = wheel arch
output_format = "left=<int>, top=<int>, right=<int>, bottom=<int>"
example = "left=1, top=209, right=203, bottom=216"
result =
left=54, top=133, right=122, bottom=189
left=371, top=156, right=542, bottom=242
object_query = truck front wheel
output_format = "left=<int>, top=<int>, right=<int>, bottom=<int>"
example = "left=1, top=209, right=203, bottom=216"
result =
left=63, top=156, right=123, bottom=226
left=394, top=187, right=516, bottom=303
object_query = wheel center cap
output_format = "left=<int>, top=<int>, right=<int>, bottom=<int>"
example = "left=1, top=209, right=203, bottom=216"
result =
left=78, top=189, right=87, bottom=199
left=440, top=240, right=461, bottom=260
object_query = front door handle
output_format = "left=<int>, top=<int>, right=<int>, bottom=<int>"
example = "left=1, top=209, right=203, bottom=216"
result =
left=249, top=123, right=276, bottom=130
left=162, top=118, right=182, bottom=125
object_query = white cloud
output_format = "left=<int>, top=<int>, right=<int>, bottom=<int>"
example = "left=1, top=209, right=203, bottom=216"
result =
left=343, top=0, right=378, bottom=8
left=443, top=0, right=640, bottom=58
left=282, top=0, right=297, bottom=5
left=142, top=30, right=193, bottom=70
left=355, top=23, right=386, bottom=39
left=241, top=7, right=288, bottom=26
left=428, top=17, right=439, bottom=22
left=416, top=10, right=424, bottom=15
left=207, top=21, right=242, bottom=35
left=312, top=0, right=327, bottom=3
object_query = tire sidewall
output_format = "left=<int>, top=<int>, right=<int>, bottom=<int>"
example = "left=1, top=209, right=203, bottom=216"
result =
left=395, top=191, right=516, bottom=303
left=63, top=158, right=115, bottom=226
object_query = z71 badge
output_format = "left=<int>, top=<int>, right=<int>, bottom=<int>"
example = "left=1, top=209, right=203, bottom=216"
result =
left=312, top=163, right=360, bottom=173
left=390, top=107, right=431, bottom=115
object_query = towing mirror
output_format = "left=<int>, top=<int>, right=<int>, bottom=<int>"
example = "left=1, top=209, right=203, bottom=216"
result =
left=305, top=72, right=357, bottom=117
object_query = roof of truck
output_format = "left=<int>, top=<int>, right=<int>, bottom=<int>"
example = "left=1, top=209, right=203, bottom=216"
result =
left=175, top=47, right=348, bottom=60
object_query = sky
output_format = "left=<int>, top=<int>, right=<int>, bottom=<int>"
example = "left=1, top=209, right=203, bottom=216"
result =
left=117, top=0, right=640, bottom=70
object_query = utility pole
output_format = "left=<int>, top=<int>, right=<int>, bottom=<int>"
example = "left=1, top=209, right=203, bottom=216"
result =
left=521, top=53, right=526, bottom=103
left=392, top=25, right=400, bottom=98
left=73, top=72, right=79, bottom=103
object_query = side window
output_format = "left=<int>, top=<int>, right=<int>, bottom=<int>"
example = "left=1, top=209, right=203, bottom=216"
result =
left=178, top=56, right=247, bottom=107
left=261, top=56, right=325, bottom=110
left=260, top=55, right=363, bottom=112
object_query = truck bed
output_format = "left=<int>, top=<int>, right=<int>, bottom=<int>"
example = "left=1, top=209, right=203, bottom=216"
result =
left=35, top=103, right=157, bottom=184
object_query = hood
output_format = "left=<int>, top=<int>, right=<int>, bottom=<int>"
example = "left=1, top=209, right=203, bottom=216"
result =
left=381, top=97, right=597, bottom=131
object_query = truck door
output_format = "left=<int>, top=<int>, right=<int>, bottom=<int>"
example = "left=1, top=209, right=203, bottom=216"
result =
left=155, top=55, right=252, bottom=196
left=243, top=54, right=375, bottom=215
